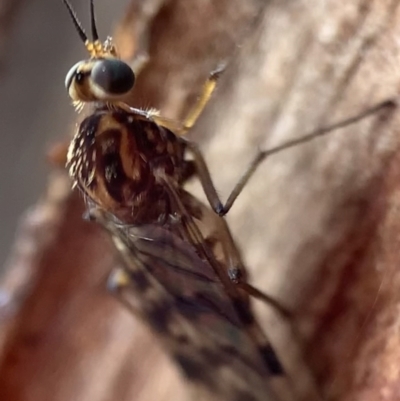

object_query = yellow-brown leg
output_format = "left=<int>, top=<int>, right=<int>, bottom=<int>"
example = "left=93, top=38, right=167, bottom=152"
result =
left=181, top=65, right=225, bottom=132
left=151, top=65, right=225, bottom=135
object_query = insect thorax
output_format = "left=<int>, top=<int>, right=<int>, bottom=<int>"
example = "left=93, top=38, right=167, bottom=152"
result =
left=67, top=105, right=187, bottom=224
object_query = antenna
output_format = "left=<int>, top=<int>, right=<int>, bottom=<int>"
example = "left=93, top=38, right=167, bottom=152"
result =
left=90, top=0, right=99, bottom=42
left=62, top=0, right=88, bottom=44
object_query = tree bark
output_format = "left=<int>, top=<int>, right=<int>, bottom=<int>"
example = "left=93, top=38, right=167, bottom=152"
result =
left=1, top=0, right=400, bottom=400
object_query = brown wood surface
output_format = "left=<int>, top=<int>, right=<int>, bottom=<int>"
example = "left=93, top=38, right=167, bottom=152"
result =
left=1, top=0, right=400, bottom=400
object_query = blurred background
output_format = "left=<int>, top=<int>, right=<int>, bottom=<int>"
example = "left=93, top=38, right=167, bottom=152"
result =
left=0, top=0, right=129, bottom=272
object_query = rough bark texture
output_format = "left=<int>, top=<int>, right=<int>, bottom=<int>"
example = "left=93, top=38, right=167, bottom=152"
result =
left=1, top=0, right=400, bottom=400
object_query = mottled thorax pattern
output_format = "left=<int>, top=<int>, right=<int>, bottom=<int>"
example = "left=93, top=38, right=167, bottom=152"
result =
left=67, top=105, right=187, bottom=224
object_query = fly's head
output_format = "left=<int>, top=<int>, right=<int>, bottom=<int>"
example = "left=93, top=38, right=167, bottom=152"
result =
left=63, top=0, right=135, bottom=110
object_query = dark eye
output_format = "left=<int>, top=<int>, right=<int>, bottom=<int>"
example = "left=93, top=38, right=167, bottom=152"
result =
left=91, top=59, right=135, bottom=95
left=75, top=72, right=84, bottom=84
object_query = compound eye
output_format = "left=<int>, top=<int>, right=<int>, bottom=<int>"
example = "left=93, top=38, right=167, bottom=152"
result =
left=91, top=59, right=135, bottom=96
left=65, top=61, right=83, bottom=90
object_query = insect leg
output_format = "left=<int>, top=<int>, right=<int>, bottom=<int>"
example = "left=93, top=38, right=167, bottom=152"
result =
left=197, top=197, right=292, bottom=318
left=232, top=276, right=292, bottom=319
left=182, top=99, right=395, bottom=216
left=149, top=66, right=225, bottom=135
left=159, top=174, right=285, bottom=376
left=119, top=65, right=225, bottom=135
left=180, top=65, right=225, bottom=133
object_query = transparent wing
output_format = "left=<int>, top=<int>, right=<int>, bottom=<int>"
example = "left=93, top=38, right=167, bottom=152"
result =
left=92, top=207, right=280, bottom=401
